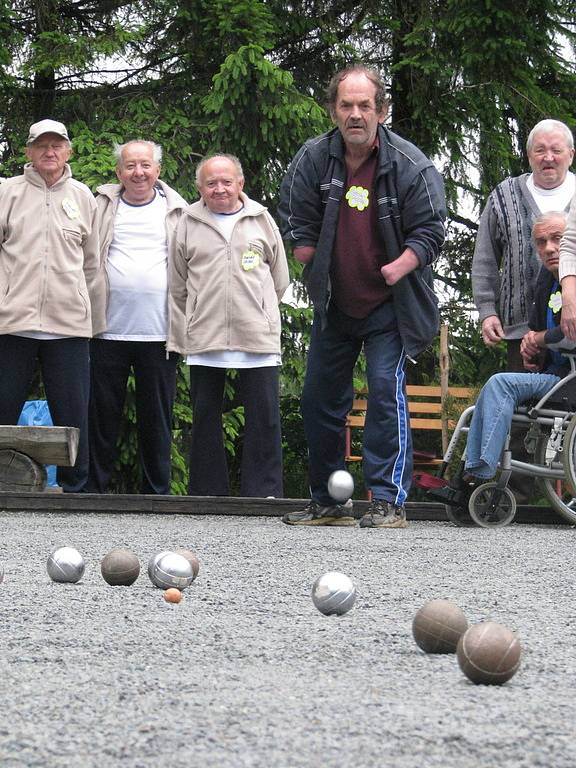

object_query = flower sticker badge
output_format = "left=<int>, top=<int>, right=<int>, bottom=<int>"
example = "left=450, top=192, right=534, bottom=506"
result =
left=62, top=198, right=80, bottom=220
left=548, top=291, right=562, bottom=314
left=345, top=185, right=369, bottom=212
left=241, top=249, right=260, bottom=271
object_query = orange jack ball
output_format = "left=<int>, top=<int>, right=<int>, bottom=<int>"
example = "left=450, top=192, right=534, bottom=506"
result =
left=164, top=588, right=182, bottom=604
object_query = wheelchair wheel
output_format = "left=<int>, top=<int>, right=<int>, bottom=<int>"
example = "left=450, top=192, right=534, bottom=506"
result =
left=444, top=504, right=476, bottom=527
left=562, top=415, right=576, bottom=498
left=535, top=431, right=576, bottom=525
left=468, top=483, right=517, bottom=527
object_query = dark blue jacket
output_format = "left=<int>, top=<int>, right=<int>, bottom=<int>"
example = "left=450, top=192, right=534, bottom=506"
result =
left=530, top=269, right=569, bottom=377
left=278, top=124, right=446, bottom=357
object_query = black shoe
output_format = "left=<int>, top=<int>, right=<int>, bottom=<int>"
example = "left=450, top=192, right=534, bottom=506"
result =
left=359, top=499, right=408, bottom=528
left=282, top=500, right=356, bottom=526
left=427, top=478, right=477, bottom=526
left=427, top=482, right=473, bottom=508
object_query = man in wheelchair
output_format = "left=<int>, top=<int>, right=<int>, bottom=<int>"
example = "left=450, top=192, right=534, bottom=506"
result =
left=432, top=211, right=571, bottom=518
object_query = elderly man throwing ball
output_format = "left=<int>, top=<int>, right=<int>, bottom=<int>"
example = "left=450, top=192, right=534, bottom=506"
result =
left=278, top=65, right=446, bottom=528
left=169, top=154, right=289, bottom=497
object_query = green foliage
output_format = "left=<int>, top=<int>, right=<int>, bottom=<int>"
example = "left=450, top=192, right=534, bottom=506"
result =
left=201, top=44, right=328, bottom=202
left=24, top=25, right=137, bottom=76
left=386, top=0, right=576, bottom=203
left=0, top=2, right=13, bottom=69
left=192, top=0, right=277, bottom=49
left=67, top=104, right=199, bottom=196
left=279, top=394, right=309, bottom=499
left=108, top=363, right=193, bottom=494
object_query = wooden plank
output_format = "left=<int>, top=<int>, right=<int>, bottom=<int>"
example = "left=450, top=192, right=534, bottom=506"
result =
left=446, top=386, right=476, bottom=398
left=348, top=413, right=444, bottom=428
left=347, top=452, right=444, bottom=463
left=408, top=402, right=443, bottom=413
left=409, top=418, right=443, bottom=429
left=346, top=415, right=367, bottom=427
left=0, top=426, right=79, bottom=466
left=0, top=492, right=318, bottom=517
left=407, top=385, right=475, bottom=399
left=351, top=402, right=444, bottom=416
left=0, top=491, right=566, bottom=525
left=356, top=385, right=474, bottom=399
left=353, top=386, right=474, bottom=409
left=406, top=384, right=442, bottom=396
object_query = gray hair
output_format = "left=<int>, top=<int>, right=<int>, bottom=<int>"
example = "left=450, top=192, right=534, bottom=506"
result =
left=114, top=140, right=163, bottom=167
left=527, top=120, right=574, bottom=152
left=532, top=210, right=568, bottom=233
left=195, top=154, right=244, bottom=186
left=326, top=65, right=388, bottom=115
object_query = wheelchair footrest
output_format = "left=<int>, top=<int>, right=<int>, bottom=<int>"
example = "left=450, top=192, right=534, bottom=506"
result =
left=413, top=472, right=447, bottom=490
left=427, top=483, right=472, bottom=508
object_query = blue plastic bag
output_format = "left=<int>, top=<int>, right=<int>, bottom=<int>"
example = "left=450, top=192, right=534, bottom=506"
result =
left=18, top=400, right=59, bottom=487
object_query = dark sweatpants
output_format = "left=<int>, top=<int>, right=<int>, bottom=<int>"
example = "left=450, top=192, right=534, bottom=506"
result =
left=85, top=339, right=179, bottom=495
left=0, top=334, right=90, bottom=492
left=187, top=365, right=283, bottom=498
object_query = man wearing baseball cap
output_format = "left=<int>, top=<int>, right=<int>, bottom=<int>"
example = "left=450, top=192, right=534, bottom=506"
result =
left=0, top=118, right=102, bottom=491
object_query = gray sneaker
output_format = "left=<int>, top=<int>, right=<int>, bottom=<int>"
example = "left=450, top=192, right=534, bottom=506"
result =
left=282, top=499, right=355, bottom=526
left=359, top=499, right=408, bottom=528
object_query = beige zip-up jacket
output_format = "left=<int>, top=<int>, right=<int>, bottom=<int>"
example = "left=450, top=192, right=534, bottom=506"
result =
left=0, top=164, right=99, bottom=337
left=559, top=194, right=576, bottom=280
left=168, top=193, right=289, bottom=355
left=90, top=180, right=187, bottom=337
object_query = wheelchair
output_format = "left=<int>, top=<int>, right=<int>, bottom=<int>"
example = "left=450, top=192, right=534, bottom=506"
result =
left=425, top=353, right=576, bottom=528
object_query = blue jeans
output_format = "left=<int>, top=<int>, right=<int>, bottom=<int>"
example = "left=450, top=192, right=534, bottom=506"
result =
left=302, top=302, right=412, bottom=506
left=465, top=372, right=560, bottom=479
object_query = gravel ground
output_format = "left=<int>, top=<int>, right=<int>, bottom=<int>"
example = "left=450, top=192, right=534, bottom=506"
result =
left=0, top=511, right=575, bottom=768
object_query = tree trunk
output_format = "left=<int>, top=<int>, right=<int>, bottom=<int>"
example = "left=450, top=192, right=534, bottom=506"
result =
left=32, top=0, right=58, bottom=119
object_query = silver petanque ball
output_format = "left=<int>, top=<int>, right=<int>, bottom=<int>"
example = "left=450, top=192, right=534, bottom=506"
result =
left=147, top=550, right=174, bottom=587
left=327, top=470, right=354, bottom=502
left=47, top=547, right=85, bottom=584
left=153, top=552, right=194, bottom=590
left=312, top=571, right=356, bottom=616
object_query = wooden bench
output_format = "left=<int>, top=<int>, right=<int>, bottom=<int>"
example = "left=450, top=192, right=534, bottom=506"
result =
left=0, top=426, right=79, bottom=492
left=345, top=385, right=476, bottom=469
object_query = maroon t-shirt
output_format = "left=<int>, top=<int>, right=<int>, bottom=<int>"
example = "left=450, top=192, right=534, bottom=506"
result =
left=330, top=144, right=392, bottom=318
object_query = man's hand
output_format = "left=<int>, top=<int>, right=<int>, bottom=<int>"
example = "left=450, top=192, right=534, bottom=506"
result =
left=561, top=276, right=576, bottom=340
left=380, top=248, right=420, bottom=286
left=520, top=330, right=545, bottom=371
left=481, top=315, right=505, bottom=346
left=520, top=330, right=543, bottom=359
left=293, top=246, right=316, bottom=264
